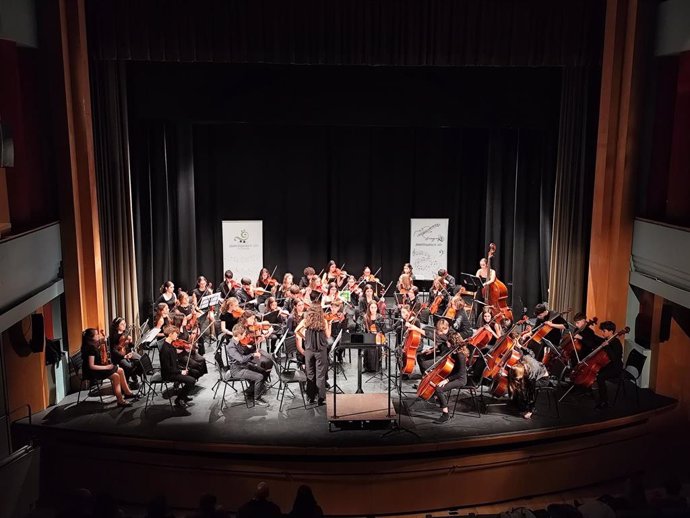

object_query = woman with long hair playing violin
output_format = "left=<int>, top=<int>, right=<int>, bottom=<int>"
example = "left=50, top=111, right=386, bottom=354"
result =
left=108, top=317, right=143, bottom=389
left=153, top=302, right=170, bottom=339
left=322, top=260, right=347, bottom=289
left=171, top=291, right=207, bottom=379
left=277, top=273, right=294, bottom=306
left=219, top=297, right=242, bottom=343
left=303, top=304, right=332, bottom=405
left=321, top=282, right=340, bottom=309
left=257, top=267, right=278, bottom=305
left=344, top=275, right=362, bottom=308
left=81, top=328, right=138, bottom=407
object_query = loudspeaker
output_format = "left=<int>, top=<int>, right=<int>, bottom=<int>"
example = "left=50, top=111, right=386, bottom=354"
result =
left=0, top=122, right=14, bottom=168
left=45, top=338, right=62, bottom=365
left=29, top=313, right=45, bottom=353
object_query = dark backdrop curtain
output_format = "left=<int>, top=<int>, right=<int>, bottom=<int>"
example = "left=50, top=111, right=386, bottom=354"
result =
left=87, top=0, right=604, bottom=68
left=130, top=123, right=556, bottom=318
left=91, top=61, right=140, bottom=327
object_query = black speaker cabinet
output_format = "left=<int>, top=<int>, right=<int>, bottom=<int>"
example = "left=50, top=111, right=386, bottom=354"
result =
left=30, top=313, right=45, bottom=353
left=0, top=122, right=14, bottom=168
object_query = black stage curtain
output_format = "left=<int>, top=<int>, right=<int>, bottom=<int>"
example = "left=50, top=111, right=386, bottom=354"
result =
left=126, top=65, right=561, bottom=318
left=131, top=122, right=556, bottom=318
left=87, top=0, right=604, bottom=68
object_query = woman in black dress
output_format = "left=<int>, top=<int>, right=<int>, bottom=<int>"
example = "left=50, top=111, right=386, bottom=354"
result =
left=81, top=328, right=137, bottom=407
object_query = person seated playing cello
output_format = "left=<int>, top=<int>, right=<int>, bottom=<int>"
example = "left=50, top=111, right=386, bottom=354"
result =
left=431, top=333, right=469, bottom=424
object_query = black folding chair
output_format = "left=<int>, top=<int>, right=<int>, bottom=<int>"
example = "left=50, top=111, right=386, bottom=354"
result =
left=139, top=353, right=174, bottom=411
left=269, top=353, right=308, bottom=412
left=70, top=352, right=114, bottom=406
left=613, top=348, right=647, bottom=407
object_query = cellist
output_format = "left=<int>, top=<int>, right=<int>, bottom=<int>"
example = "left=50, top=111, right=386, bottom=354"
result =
left=572, top=312, right=603, bottom=356
left=430, top=333, right=469, bottom=424
left=593, top=321, right=624, bottom=409
left=428, top=276, right=449, bottom=316
left=521, top=303, right=567, bottom=361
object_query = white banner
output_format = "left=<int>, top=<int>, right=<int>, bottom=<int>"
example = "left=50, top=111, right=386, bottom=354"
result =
left=222, top=221, right=263, bottom=282
left=410, top=218, right=449, bottom=280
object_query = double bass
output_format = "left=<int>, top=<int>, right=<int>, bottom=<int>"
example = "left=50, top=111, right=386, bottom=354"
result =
left=484, top=243, right=513, bottom=322
left=570, top=327, right=629, bottom=388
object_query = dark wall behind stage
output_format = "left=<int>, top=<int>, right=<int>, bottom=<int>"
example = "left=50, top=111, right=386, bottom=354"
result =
left=127, top=64, right=560, bottom=316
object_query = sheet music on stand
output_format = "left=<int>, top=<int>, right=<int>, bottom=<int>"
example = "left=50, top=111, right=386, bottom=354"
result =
left=140, top=327, right=160, bottom=345
left=328, top=329, right=344, bottom=362
left=199, top=292, right=222, bottom=310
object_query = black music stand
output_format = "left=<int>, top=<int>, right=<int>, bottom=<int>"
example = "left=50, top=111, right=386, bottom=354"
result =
left=460, top=273, right=484, bottom=322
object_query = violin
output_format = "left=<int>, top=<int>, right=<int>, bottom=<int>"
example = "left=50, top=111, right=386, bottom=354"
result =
left=369, top=323, right=386, bottom=345
left=172, top=338, right=192, bottom=351
left=97, top=329, right=109, bottom=364
left=247, top=322, right=272, bottom=332
left=325, top=312, right=345, bottom=322
left=115, top=325, right=133, bottom=357
left=231, top=308, right=244, bottom=318
left=185, top=310, right=199, bottom=331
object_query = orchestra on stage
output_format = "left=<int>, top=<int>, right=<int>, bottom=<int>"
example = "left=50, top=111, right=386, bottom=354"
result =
left=81, top=246, right=627, bottom=423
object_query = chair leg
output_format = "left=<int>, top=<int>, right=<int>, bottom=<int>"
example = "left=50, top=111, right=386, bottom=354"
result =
left=299, top=382, right=307, bottom=410
left=279, top=382, right=287, bottom=412
left=77, top=379, right=84, bottom=405
left=451, top=389, right=460, bottom=418
left=220, top=383, right=228, bottom=411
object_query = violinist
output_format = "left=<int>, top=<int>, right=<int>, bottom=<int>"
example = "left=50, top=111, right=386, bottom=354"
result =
left=257, top=267, right=277, bottom=304
left=357, top=284, right=379, bottom=317
left=283, top=284, right=302, bottom=314
left=219, top=297, right=242, bottom=343
left=191, top=276, right=215, bottom=355
left=507, top=354, right=550, bottom=419
left=108, top=317, right=143, bottom=389
left=361, top=300, right=385, bottom=373
left=264, top=296, right=288, bottom=324
left=224, top=324, right=270, bottom=407
left=358, top=266, right=383, bottom=295
left=235, top=277, right=257, bottom=310
left=171, top=292, right=207, bottom=379
left=594, top=321, right=623, bottom=409
left=437, top=269, right=456, bottom=294
left=277, top=273, right=294, bottom=306
left=153, top=303, right=170, bottom=339
left=219, top=269, right=238, bottom=300
left=344, top=275, right=362, bottom=307
left=396, top=271, right=415, bottom=294
left=321, top=282, right=340, bottom=309
left=522, top=303, right=567, bottom=361
left=81, top=328, right=138, bottom=407
left=156, top=281, right=177, bottom=311
left=287, top=299, right=308, bottom=359
left=238, top=312, right=274, bottom=372
left=307, top=275, right=323, bottom=302
left=322, top=260, right=346, bottom=288
left=303, top=304, right=332, bottom=405
left=298, top=267, right=315, bottom=289
left=572, top=312, right=603, bottom=357
left=191, top=275, right=213, bottom=307
left=432, top=333, right=469, bottom=424
left=159, top=325, right=196, bottom=408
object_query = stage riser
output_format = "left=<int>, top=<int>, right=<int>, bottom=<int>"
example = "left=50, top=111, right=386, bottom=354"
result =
left=37, top=424, right=652, bottom=516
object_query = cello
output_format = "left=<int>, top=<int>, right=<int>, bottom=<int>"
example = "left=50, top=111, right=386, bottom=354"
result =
left=482, top=315, right=528, bottom=379
left=570, top=327, right=629, bottom=388
left=417, top=339, right=469, bottom=401
left=400, top=303, right=428, bottom=375
left=559, top=316, right=598, bottom=365
left=483, top=243, right=513, bottom=322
